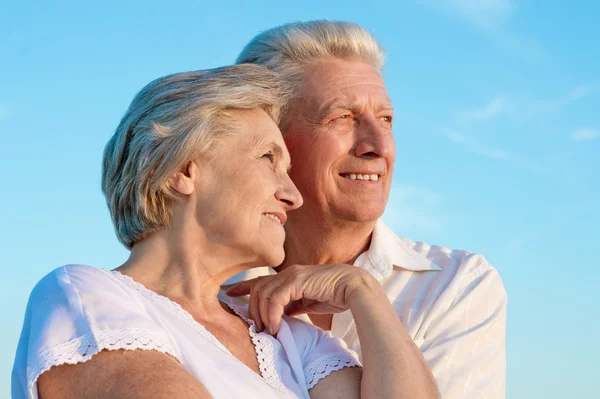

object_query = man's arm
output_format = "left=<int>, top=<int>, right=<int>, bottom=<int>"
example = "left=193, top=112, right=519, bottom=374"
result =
left=309, top=279, right=442, bottom=399
left=38, top=349, right=213, bottom=399
left=422, top=264, right=507, bottom=399
left=348, top=276, right=440, bottom=399
left=228, top=265, right=440, bottom=399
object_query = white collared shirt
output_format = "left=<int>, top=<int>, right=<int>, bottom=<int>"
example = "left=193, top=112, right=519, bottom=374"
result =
left=238, top=220, right=507, bottom=399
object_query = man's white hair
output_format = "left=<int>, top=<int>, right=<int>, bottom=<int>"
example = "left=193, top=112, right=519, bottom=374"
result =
left=102, top=64, right=290, bottom=249
left=236, top=20, right=385, bottom=130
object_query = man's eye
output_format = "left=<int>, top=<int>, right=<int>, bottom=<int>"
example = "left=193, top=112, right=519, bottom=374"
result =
left=381, top=116, right=393, bottom=123
left=329, top=114, right=352, bottom=124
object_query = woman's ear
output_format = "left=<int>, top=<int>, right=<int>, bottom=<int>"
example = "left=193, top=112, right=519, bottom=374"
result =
left=168, top=161, right=197, bottom=196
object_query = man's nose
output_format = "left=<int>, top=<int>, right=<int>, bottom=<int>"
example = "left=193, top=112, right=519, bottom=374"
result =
left=352, top=117, right=394, bottom=159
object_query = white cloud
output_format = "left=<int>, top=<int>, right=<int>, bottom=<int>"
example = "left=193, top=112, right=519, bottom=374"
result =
left=568, top=84, right=595, bottom=100
left=458, top=96, right=506, bottom=121
left=506, top=230, right=545, bottom=254
left=444, top=129, right=466, bottom=143
left=464, top=85, right=597, bottom=122
left=419, top=0, right=551, bottom=62
left=440, top=127, right=588, bottom=187
left=527, top=84, right=597, bottom=117
left=505, top=215, right=572, bottom=254
left=477, top=146, right=510, bottom=160
left=0, top=104, right=11, bottom=120
left=442, top=128, right=511, bottom=160
left=570, top=128, right=600, bottom=142
left=382, top=184, right=445, bottom=235
left=420, top=0, right=515, bottom=29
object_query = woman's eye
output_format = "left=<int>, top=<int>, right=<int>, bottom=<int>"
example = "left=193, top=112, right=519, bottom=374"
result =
left=262, top=152, right=274, bottom=163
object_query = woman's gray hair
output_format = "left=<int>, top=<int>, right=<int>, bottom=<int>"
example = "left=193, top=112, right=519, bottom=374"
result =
left=236, top=20, right=385, bottom=130
left=102, top=64, right=290, bottom=249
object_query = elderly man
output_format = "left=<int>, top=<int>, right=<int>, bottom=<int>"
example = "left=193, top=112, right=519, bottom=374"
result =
left=232, top=21, right=507, bottom=399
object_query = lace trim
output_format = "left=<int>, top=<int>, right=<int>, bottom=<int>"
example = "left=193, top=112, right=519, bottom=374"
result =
left=105, top=269, right=231, bottom=355
left=304, top=353, right=361, bottom=389
left=226, top=303, right=295, bottom=395
left=106, top=271, right=294, bottom=395
left=28, top=328, right=178, bottom=397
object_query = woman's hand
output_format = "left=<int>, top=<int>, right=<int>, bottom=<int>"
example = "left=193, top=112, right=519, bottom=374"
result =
left=227, top=264, right=440, bottom=398
left=225, top=264, right=379, bottom=335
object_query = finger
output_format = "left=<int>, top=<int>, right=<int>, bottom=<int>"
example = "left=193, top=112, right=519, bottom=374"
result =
left=267, top=287, right=292, bottom=334
left=305, top=302, right=348, bottom=314
left=257, top=281, right=282, bottom=335
left=248, top=282, right=264, bottom=332
left=225, top=276, right=269, bottom=297
left=284, top=300, right=311, bottom=317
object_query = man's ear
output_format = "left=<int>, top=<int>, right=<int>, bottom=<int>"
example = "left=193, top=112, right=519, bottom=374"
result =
left=168, top=161, right=197, bottom=196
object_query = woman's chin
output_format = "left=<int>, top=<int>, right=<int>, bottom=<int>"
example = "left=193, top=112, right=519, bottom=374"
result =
left=253, top=249, right=285, bottom=268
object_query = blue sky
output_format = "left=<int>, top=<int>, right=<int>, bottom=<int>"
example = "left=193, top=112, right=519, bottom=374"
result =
left=1, top=1, right=598, bottom=397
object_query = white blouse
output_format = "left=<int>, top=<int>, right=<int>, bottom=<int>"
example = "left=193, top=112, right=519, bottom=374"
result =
left=12, top=265, right=360, bottom=399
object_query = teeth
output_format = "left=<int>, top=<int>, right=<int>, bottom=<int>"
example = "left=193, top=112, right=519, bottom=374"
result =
left=342, top=173, right=380, bottom=181
left=264, top=213, right=282, bottom=224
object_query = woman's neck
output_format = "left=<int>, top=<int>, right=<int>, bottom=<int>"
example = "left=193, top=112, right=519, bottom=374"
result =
left=116, top=230, right=248, bottom=320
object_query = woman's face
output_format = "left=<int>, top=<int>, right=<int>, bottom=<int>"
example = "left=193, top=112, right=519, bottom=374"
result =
left=193, top=108, right=303, bottom=267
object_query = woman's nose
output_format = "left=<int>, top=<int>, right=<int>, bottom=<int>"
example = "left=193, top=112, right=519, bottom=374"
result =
left=276, top=174, right=303, bottom=211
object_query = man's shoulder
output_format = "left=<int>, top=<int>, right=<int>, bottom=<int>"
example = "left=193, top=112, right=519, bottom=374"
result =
left=377, top=222, right=503, bottom=293
left=404, top=236, right=496, bottom=274
left=381, top=227, right=507, bottom=325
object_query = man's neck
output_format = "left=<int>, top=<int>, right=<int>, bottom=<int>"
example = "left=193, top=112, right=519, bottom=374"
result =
left=280, top=217, right=376, bottom=269
left=278, top=216, right=377, bottom=331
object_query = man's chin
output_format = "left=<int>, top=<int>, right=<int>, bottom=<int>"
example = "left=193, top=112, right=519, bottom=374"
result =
left=332, top=204, right=386, bottom=224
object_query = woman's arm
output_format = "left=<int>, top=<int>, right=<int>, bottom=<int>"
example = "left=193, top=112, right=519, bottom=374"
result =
left=227, top=264, right=440, bottom=399
left=38, top=349, right=212, bottom=399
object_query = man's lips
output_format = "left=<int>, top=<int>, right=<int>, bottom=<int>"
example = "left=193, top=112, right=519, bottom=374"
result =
left=339, top=172, right=382, bottom=181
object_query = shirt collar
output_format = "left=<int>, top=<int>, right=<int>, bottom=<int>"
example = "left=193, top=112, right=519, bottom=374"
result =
left=354, top=220, right=442, bottom=280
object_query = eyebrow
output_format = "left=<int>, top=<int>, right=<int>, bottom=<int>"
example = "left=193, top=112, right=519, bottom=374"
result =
left=317, top=101, right=394, bottom=121
left=271, top=142, right=293, bottom=172
left=251, top=132, right=292, bottom=171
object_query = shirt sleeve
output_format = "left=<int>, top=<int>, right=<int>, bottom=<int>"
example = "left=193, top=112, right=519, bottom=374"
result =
left=421, top=263, right=507, bottom=399
left=285, top=316, right=361, bottom=390
left=12, top=265, right=179, bottom=399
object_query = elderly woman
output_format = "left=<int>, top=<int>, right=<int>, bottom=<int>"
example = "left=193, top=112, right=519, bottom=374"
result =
left=12, top=64, right=435, bottom=399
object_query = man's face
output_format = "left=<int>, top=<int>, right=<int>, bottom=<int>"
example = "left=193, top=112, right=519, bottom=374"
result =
left=284, top=58, right=396, bottom=225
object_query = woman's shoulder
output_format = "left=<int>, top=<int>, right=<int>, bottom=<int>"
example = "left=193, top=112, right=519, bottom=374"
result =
left=35, top=264, right=112, bottom=283
left=26, top=264, right=149, bottom=328
left=30, top=264, right=126, bottom=301
left=15, top=265, right=182, bottom=399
